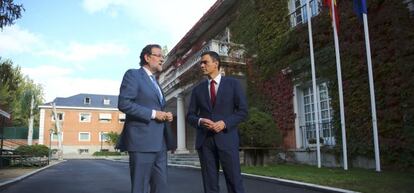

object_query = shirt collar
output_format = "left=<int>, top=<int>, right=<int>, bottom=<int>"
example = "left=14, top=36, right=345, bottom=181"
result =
left=142, top=66, right=153, bottom=77
left=209, top=74, right=222, bottom=85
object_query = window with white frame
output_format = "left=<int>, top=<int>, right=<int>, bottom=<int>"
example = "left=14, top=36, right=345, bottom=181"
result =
left=79, top=132, right=91, bottom=141
left=51, top=132, right=63, bottom=141
left=51, top=112, right=64, bottom=121
left=99, top=113, right=112, bottom=123
left=298, top=82, right=335, bottom=146
left=99, top=132, right=109, bottom=142
left=84, top=97, right=91, bottom=104
left=119, top=113, right=126, bottom=123
left=103, top=98, right=111, bottom=105
left=288, top=0, right=321, bottom=27
left=79, top=113, right=91, bottom=122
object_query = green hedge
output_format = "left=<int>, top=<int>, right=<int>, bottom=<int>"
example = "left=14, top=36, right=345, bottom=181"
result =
left=92, top=151, right=122, bottom=156
left=14, top=144, right=49, bottom=157
left=239, top=108, right=282, bottom=147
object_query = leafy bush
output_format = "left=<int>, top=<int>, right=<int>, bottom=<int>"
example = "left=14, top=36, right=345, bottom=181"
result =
left=15, top=144, right=49, bottom=157
left=239, top=108, right=282, bottom=147
left=93, top=151, right=122, bottom=156
left=106, top=131, right=120, bottom=148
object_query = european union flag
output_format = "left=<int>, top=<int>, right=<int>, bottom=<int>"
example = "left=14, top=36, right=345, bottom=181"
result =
left=354, top=0, right=368, bottom=19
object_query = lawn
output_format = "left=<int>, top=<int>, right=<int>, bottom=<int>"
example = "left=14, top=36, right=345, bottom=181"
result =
left=241, top=164, right=414, bottom=193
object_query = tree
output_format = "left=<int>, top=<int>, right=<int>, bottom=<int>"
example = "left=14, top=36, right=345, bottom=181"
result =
left=0, top=58, right=44, bottom=127
left=0, top=0, right=24, bottom=30
left=106, top=131, right=120, bottom=150
left=162, top=45, right=169, bottom=57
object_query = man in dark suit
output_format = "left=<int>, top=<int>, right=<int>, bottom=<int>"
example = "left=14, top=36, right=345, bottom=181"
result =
left=117, top=44, right=176, bottom=193
left=187, top=51, right=248, bottom=193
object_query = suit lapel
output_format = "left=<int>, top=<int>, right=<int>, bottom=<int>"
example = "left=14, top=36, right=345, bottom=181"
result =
left=201, top=80, right=212, bottom=110
left=139, top=68, right=162, bottom=105
left=215, top=77, right=226, bottom=108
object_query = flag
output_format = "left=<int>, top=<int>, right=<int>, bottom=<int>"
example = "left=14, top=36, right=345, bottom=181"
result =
left=324, top=0, right=340, bottom=30
left=353, top=0, right=368, bottom=19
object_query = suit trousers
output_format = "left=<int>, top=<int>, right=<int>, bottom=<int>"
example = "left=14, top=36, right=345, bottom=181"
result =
left=197, top=136, right=245, bottom=193
left=129, top=142, right=168, bottom=193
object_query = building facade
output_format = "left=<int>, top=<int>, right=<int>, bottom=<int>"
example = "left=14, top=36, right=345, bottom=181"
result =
left=158, top=0, right=245, bottom=153
left=38, top=94, right=124, bottom=156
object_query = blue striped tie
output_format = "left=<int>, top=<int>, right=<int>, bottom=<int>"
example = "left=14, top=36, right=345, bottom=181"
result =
left=150, top=75, right=164, bottom=105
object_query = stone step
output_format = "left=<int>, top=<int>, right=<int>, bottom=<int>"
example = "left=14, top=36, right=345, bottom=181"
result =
left=167, top=153, right=200, bottom=166
left=168, top=160, right=200, bottom=167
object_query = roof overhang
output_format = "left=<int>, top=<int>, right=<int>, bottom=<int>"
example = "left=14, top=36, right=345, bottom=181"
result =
left=38, top=105, right=119, bottom=111
left=165, top=0, right=237, bottom=64
left=0, top=108, right=11, bottom=119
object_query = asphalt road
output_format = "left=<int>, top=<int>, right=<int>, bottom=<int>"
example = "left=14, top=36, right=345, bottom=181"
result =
left=0, top=160, right=331, bottom=193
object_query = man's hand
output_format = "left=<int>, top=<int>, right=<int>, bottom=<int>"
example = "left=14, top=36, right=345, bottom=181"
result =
left=200, top=118, right=215, bottom=130
left=165, top=112, right=173, bottom=122
left=211, top=120, right=226, bottom=133
left=155, top=111, right=173, bottom=122
left=200, top=119, right=225, bottom=133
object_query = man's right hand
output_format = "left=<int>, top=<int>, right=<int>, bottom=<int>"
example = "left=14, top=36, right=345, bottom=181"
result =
left=200, top=118, right=215, bottom=130
left=155, top=111, right=173, bottom=122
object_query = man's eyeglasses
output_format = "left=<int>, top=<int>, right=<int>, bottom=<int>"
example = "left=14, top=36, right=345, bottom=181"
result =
left=150, top=53, right=164, bottom=59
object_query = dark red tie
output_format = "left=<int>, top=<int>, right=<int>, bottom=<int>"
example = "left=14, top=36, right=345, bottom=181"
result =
left=210, top=80, right=216, bottom=106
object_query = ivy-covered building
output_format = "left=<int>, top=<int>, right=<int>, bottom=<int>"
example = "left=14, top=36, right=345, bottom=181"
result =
left=160, top=0, right=414, bottom=168
left=229, top=0, right=414, bottom=168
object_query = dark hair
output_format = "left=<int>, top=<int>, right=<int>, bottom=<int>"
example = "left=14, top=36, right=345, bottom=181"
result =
left=139, top=44, right=162, bottom=66
left=201, top=51, right=221, bottom=69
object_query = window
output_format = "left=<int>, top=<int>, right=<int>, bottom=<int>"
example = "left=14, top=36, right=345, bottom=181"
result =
left=51, top=112, right=64, bottom=121
left=297, top=82, right=335, bottom=147
left=99, top=132, right=109, bottom=142
left=84, top=97, right=91, bottom=104
left=404, top=0, right=414, bottom=16
left=79, top=132, right=91, bottom=141
left=79, top=113, right=91, bottom=122
left=288, top=0, right=321, bottom=27
left=99, top=113, right=112, bottom=123
left=51, top=132, right=63, bottom=142
left=103, top=98, right=111, bottom=105
left=119, top=113, right=126, bottom=123
left=78, top=149, right=89, bottom=154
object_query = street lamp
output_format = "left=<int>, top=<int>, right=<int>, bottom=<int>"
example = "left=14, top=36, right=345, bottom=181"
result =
left=100, top=132, right=103, bottom=152
left=48, top=129, right=53, bottom=165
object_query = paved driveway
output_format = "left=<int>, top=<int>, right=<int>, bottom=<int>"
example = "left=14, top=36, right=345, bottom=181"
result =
left=0, top=160, right=334, bottom=193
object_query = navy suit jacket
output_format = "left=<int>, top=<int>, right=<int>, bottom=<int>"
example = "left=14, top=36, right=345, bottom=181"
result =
left=187, top=77, right=248, bottom=150
left=116, top=68, right=176, bottom=152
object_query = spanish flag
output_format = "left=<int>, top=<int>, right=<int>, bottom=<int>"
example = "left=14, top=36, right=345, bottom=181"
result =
left=324, top=0, right=339, bottom=30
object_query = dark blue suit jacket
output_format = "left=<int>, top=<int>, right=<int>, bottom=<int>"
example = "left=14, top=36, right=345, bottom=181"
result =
left=116, top=68, right=176, bottom=152
left=187, top=77, right=248, bottom=150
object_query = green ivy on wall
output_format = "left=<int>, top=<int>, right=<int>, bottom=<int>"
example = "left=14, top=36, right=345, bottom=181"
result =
left=230, top=0, right=414, bottom=168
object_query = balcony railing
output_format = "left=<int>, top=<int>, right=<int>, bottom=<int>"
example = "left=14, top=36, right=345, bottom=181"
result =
left=160, top=40, right=244, bottom=95
left=300, top=122, right=336, bottom=148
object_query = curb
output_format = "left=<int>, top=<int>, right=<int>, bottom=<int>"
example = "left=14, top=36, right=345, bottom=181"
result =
left=0, top=160, right=66, bottom=189
left=167, top=164, right=359, bottom=193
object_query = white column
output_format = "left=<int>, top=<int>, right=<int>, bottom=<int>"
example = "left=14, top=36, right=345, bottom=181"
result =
left=176, top=94, right=189, bottom=153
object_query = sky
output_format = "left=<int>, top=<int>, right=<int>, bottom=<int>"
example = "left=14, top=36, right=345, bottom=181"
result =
left=0, top=0, right=216, bottom=102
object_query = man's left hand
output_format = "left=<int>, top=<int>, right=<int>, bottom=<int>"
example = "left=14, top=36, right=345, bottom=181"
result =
left=211, top=120, right=226, bottom=133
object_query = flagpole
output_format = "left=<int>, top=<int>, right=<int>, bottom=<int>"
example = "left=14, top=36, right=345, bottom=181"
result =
left=306, top=0, right=321, bottom=168
left=331, top=0, right=348, bottom=170
left=362, top=11, right=381, bottom=172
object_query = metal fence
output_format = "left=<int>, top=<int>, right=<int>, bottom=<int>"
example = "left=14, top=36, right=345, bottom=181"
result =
left=300, top=122, right=336, bottom=148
